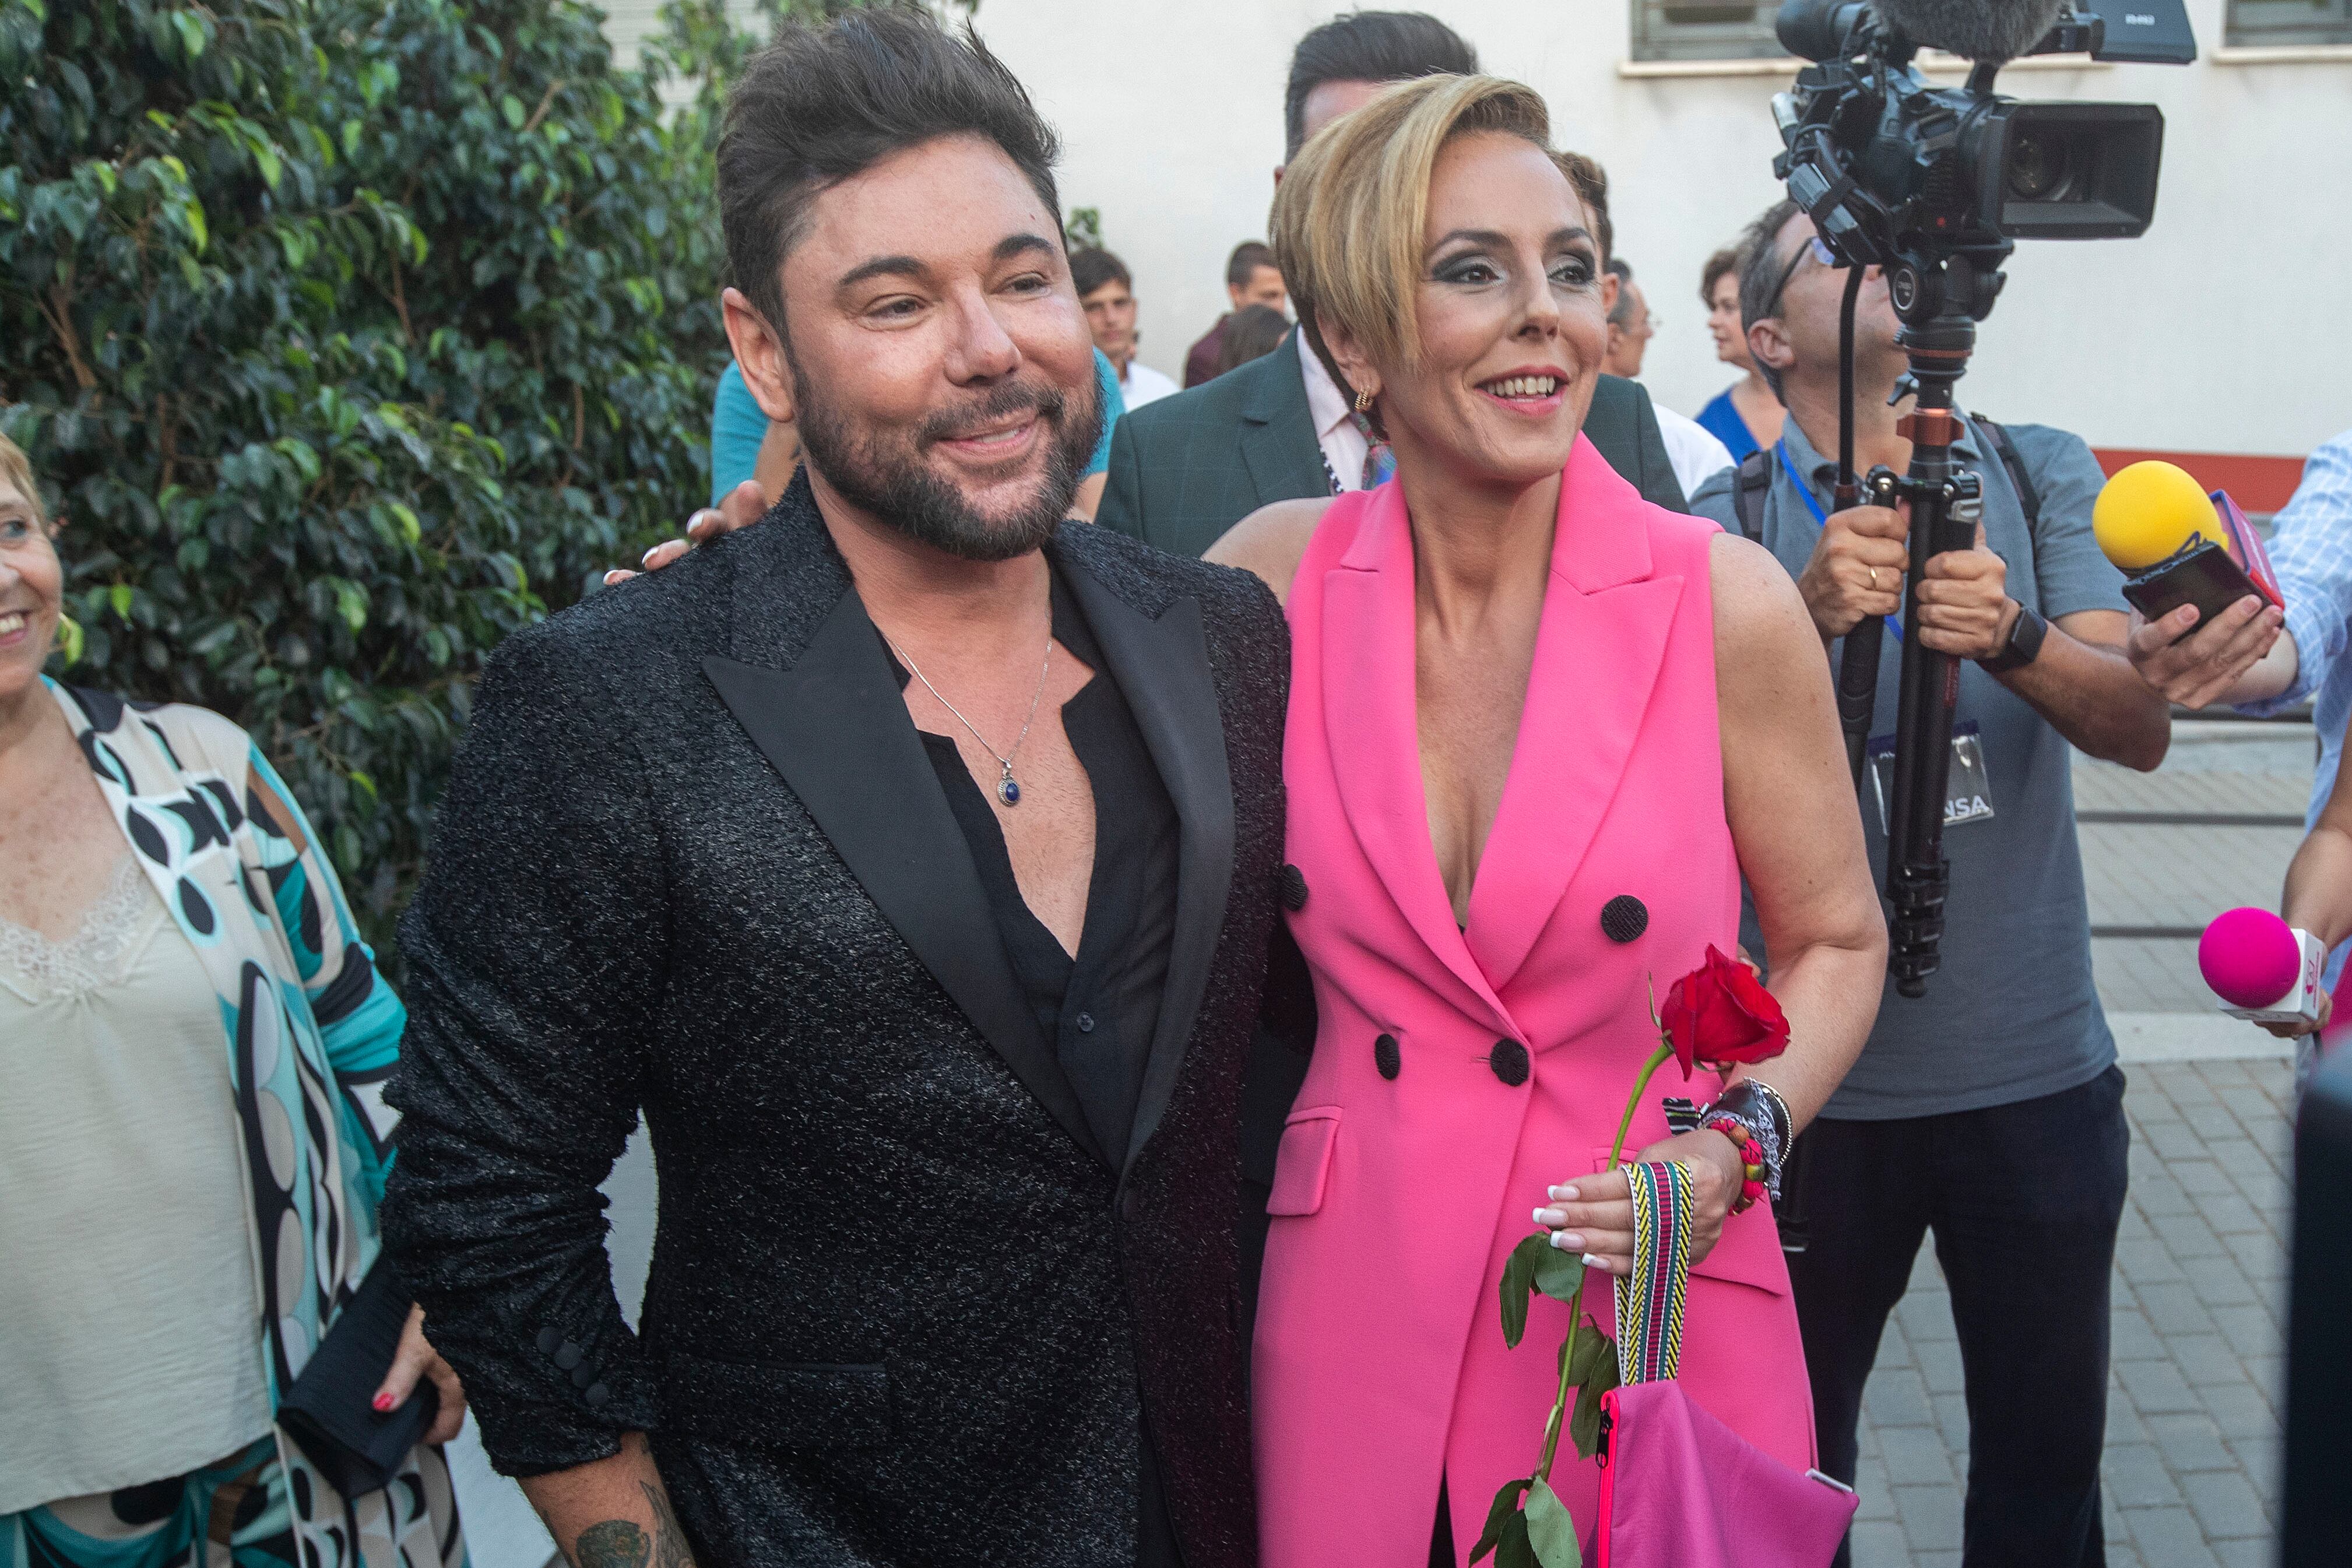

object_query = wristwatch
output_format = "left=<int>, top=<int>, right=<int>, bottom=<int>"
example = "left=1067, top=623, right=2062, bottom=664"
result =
left=1981, top=601, right=2047, bottom=673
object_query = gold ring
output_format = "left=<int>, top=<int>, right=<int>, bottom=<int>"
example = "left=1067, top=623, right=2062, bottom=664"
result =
left=1868, top=567, right=1882, bottom=591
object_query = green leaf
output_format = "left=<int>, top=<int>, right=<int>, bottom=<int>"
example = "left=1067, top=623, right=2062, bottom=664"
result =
left=275, top=438, right=322, bottom=484
left=349, top=769, right=378, bottom=801
left=333, top=581, right=368, bottom=633
left=110, top=584, right=133, bottom=623
left=1567, top=1320, right=1611, bottom=1383
left=389, top=502, right=421, bottom=545
left=1531, top=1243, right=1584, bottom=1303
left=501, top=93, right=527, bottom=129
left=1570, top=1334, right=1620, bottom=1460
left=1471, top=1478, right=1532, bottom=1565
left=1495, top=1511, right=1535, bottom=1568
left=1499, top=1233, right=1548, bottom=1349
left=172, top=9, right=206, bottom=58
left=1523, top=1478, right=1581, bottom=1568
left=55, top=614, right=84, bottom=667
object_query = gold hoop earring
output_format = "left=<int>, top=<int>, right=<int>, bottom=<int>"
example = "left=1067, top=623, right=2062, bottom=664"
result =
left=1353, top=386, right=1376, bottom=414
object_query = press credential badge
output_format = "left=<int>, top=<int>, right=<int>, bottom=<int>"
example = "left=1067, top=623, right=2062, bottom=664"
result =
left=1865, top=721, right=1995, bottom=835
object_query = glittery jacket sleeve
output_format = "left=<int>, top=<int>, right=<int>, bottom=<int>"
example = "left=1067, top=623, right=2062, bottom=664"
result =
left=381, top=620, right=669, bottom=1474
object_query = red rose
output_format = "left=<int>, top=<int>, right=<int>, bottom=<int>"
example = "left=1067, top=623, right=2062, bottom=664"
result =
left=1660, top=945, right=1791, bottom=1078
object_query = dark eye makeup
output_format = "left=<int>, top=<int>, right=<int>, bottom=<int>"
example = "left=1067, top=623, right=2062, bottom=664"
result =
left=1431, top=247, right=1598, bottom=290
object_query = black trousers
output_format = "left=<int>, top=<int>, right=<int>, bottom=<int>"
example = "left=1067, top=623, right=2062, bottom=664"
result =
left=1789, top=1065, right=2130, bottom=1568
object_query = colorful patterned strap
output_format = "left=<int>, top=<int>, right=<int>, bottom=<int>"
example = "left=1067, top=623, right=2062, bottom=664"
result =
left=1614, top=1159, right=1695, bottom=1385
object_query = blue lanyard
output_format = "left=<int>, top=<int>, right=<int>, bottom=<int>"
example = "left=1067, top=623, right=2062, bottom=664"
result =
left=1776, top=440, right=1901, bottom=644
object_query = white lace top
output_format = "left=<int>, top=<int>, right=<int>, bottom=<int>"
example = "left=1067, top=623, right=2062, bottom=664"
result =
left=0, top=856, right=274, bottom=1511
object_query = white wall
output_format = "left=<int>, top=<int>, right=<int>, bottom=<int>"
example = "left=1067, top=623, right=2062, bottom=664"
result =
left=985, top=0, right=2352, bottom=458
left=607, top=0, right=2352, bottom=458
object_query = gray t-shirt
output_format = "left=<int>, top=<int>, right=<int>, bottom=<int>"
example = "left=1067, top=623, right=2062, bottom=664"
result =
left=1691, top=414, right=2126, bottom=1120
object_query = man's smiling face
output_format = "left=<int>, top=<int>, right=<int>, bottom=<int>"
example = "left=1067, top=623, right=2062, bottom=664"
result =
left=769, top=132, right=1102, bottom=560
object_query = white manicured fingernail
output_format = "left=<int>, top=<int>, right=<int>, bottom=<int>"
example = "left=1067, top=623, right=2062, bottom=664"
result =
left=1550, top=1231, right=1578, bottom=1250
left=1551, top=1184, right=1580, bottom=1201
left=1582, top=1253, right=1607, bottom=1271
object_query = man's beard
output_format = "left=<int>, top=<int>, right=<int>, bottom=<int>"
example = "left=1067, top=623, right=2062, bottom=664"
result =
left=790, top=356, right=1103, bottom=563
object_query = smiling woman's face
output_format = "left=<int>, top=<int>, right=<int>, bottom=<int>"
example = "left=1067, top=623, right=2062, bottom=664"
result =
left=0, top=477, right=62, bottom=702
left=1328, top=131, right=1609, bottom=493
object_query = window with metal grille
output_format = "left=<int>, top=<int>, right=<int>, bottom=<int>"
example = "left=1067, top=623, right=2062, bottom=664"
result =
left=1629, top=1, right=1785, bottom=62
left=2226, top=0, right=2352, bottom=45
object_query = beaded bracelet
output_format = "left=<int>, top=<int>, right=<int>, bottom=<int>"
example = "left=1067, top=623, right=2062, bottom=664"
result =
left=1708, top=1081, right=1787, bottom=1196
left=1701, top=1114, right=1771, bottom=1214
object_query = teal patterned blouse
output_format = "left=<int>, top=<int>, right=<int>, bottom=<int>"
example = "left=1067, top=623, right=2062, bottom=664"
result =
left=8, top=679, right=467, bottom=1568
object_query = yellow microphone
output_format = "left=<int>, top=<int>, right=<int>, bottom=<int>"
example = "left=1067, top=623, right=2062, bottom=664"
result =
left=2094, top=460, right=2281, bottom=628
left=2093, top=460, right=2215, bottom=570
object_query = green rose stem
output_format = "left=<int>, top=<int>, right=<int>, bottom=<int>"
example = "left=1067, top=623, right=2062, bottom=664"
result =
left=1532, top=1036, right=1676, bottom=1485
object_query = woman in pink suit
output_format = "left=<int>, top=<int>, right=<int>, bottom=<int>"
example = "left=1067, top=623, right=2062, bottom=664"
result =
left=1209, top=77, right=1891, bottom=1565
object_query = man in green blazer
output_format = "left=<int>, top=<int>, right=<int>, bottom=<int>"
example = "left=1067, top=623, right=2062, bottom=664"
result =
left=1094, top=332, right=1687, bottom=556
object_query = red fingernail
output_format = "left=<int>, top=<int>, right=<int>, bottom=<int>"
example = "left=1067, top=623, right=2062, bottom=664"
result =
left=374, top=1392, right=396, bottom=1412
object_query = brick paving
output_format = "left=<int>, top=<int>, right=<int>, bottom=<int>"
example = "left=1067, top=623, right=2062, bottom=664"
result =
left=1847, top=1058, right=2293, bottom=1568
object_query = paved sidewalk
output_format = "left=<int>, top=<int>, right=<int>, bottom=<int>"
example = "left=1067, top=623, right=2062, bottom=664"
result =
left=1847, top=1057, right=2292, bottom=1568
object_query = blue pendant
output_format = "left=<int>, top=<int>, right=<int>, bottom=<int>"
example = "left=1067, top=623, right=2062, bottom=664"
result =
left=999, top=774, right=1021, bottom=806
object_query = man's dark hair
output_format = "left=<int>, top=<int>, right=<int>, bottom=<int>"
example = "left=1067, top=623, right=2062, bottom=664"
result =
left=1069, top=247, right=1131, bottom=298
left=1700, top=244, right=1741, bottom=308
left=1735, top=198, right=1802, bottom=402
left=1226, top=241, right=1277, bottom=291
left=1554, top=150, right=1614, bottom=269
left=1216, top=303, right=1292, bottom=376
left=1284, top=10, right=1478, bottom=160
left=1605, top=256, right=1636, bottom=328
left=718, top=9, right=1061, bottom=338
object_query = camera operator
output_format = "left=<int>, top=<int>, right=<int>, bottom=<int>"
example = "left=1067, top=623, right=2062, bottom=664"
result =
left=1691, top=199, right=2170, bottom=1567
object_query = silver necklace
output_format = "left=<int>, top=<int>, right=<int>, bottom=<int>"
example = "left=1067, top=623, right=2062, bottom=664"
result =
left=889, top=632, right=1053, bottom=806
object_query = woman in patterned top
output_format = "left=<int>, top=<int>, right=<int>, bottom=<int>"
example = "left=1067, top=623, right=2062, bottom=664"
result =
left=0, top=434, right=470, bottom=1568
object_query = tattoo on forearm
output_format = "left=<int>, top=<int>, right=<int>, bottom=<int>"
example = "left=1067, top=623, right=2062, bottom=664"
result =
left=641, top=1481, right=694, bottom=1568
left=572, top=1521, right=649, bottom=1568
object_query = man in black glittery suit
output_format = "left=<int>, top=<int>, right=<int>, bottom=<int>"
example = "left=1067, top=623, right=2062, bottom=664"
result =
left=381, top=13, right=1285, bottom=1568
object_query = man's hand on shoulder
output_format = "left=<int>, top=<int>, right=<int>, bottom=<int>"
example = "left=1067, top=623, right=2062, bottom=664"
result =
left=2124, top=593, right=2288, bottom=709
left=602, top=480, right=768, bottom=587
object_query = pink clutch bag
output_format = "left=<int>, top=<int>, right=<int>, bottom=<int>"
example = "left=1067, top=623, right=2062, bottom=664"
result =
left=1588, top=1161, right=1858, bottom=1568
left=1592, top=1381, right=1857, bottom=1568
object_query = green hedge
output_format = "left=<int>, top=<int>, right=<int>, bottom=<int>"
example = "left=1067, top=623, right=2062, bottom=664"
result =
left=3, top=0, right=799, bottom=967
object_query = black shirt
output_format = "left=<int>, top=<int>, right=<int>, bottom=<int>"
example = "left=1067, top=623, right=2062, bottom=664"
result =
left=890, top=557, right=1184, bottom=1567
left=896, top=558, right=1181, bottom=1170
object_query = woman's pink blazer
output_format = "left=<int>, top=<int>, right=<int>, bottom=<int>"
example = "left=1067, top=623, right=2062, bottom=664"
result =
left=1254, top=438, right=1817, bottom=1567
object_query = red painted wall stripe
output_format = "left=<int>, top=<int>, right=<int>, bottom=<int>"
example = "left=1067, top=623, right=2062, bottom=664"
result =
left=2093, top=449, right=2309, bottom=514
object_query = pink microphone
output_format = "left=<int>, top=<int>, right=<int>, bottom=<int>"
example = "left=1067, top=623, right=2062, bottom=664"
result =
left=2198, top=907, right=2325, bottom=1022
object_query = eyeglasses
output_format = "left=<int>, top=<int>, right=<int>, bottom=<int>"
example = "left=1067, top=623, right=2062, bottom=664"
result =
left=1762, top=235, right=1840, bottom=321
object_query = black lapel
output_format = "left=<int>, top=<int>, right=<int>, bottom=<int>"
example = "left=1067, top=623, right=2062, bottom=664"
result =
left=1236, top=331, right=1332, bottom=508
left=1056, top=546, right=1237, bottom=1177
left=704, top=586, right=1108, bottom=1169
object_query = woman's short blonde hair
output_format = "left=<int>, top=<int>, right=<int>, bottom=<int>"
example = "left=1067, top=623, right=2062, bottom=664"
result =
left=0, top=434, right=44, bottom=527
left=1271, top=73, right=1557, bottom=383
